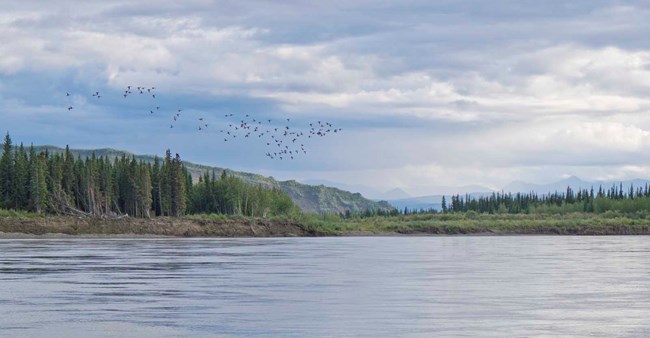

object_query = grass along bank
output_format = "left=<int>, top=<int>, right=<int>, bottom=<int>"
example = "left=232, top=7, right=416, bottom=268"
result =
left=1, top=210, right=650, bottom=236
left=299, top=212, right=650, bottom=235
left=0, top=211, right=314, bottom=237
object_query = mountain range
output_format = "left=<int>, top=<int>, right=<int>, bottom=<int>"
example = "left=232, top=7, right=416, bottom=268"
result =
left=385, top=176, right=650, bottom=211
left=28, top=146, right=393, bottom=214
left=300, top=180, right=493, bottom=200
left=301, top=179, right=412, bottom=200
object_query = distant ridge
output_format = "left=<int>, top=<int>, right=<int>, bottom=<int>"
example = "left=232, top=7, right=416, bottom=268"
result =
left=385, top=176, right=650, bottom=211
left=23, top=145, right=393, bottom=214
left=387, top=192, right=493, bottom=211
left=501, top=176, right=650, bottom=194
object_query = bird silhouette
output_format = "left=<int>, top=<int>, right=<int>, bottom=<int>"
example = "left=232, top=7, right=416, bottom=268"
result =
left=68, top=85, right=344, bottom=161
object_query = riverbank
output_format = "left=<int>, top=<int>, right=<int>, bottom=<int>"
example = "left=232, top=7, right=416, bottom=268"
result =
left=2, top=212, right=650, bottom=237
left=0, top=215, right=316, bottom=237
left=305, top=212, right=650, bottom=236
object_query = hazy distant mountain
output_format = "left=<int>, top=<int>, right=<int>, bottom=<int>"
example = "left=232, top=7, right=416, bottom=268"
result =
left=379, top=188, right=411, bottom=200
left=301, top=180, right=411, bottom=200
left=301, top=179, right=382, bottom=198
left=388, top=196, right=444, bottom=211
left=382, top=185, right=494, bottom=211
left=385, top=176, right=650, bottom=211
left=387, top=192, right=493, bottom=211
left=501, top=176, right=650, bottom=194
left=28, top=146, right=393, bottom=214
left=416, top=185, right=494, bottom=196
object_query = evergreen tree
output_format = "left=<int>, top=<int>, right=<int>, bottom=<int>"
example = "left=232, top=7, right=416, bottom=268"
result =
left=441, top=196, right=447, bottom=212
left=0, top=133, right=13, bottom=208
left=160, top=150, right=172, bottom=216
left=28, top=147, right=50, bottom=213
left=151, top=157, right=162, bottom=216
left=11, top=144, right=28, bottom=209
left=170, top=153, right=186, bottom=216
left=0, top=134, right=297, bottom=218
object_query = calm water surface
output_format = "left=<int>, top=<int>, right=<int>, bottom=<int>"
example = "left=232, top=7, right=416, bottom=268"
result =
left=0, top=236, right=648, bottom=337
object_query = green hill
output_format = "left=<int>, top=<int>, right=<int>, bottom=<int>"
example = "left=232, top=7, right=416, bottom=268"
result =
left=27, top=145, right=392, bottom=214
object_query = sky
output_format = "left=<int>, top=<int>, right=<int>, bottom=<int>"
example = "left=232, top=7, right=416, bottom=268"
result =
left=2, top=1, right=650, bottom=198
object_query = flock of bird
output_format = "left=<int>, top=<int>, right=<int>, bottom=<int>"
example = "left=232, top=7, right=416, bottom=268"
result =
left=64, top=87, right=342, bottom=161
left=218, top=115, right=342, bottom=160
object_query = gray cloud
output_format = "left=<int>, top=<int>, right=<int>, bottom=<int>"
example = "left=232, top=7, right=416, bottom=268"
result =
left=2, top=1, right=650, bottom=194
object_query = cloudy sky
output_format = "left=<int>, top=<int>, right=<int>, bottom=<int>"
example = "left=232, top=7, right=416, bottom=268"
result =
left=2, top=1, right=650, bottom=197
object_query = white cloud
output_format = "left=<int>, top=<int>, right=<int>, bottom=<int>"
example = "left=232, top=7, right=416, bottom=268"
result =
left=555, top=122, right=650, bottom=152
left=3, top=1, right=650, bottom=194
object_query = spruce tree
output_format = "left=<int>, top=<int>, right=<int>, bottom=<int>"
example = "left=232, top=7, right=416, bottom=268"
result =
left=138, top=163, right=152, bottom=218
left=11, top=144, right=28, bottom=209
left=0, top=133, right=14, bottom=208
left=151, top=157, right=162, bottom=216
left=441, top=196, right=447, bottom=212
left=170, top=153, right=186, bottom=216
left=160, top=150, right=172, bottom=216
left=28, top=148, right=50, bottom=213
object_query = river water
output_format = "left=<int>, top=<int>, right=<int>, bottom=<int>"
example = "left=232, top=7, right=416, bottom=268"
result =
left=0, top=236, right=648, bottom=337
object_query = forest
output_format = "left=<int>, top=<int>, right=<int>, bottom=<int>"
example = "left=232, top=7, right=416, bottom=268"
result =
left=0, top=133, right=296, bottom=218
left=440, top=185, right=650, bottom=215
left=352, top=180, right=650, bottom=218
left=364, top=184, right=650, bottom=217
left=4, top=129, right=650, bottom=221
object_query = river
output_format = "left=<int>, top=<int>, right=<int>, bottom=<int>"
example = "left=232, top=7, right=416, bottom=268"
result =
left=0, top=236, right=648, bottom=337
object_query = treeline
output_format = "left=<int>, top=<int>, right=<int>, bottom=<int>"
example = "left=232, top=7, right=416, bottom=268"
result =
left=0, top=133, right=296, bottom=218
left=189, top=171, right=296, bottom=217
left=338, top=208, right=402, bottom=218
left=443, top=184, right=650, bottom=214
left=346, top=184, right=650, bottom=219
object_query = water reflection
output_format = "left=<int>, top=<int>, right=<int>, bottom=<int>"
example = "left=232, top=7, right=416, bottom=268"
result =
left=0, top=237, right=649, bottom=337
